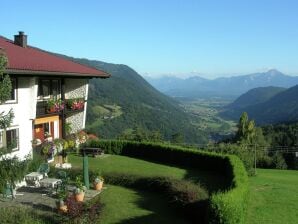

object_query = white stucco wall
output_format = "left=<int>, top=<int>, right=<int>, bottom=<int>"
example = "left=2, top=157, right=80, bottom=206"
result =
left=0, top=77, right=37, bottom=160
left=64, top=78, right=89, bottom=133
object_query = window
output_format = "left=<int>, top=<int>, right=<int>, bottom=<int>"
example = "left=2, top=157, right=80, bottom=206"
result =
left=52, top=80, right=60, bottom=97
left=38, top=79, right=61, bottom=98
left=0, top=128, right=19, bottom=153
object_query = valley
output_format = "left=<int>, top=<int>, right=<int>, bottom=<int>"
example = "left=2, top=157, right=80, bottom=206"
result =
left=179, top=98, right=237, bottom=140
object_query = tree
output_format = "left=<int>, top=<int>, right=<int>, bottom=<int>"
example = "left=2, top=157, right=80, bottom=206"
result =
left=235, top=112, right=257, bottom=144
left=0, top=52, right=14, bottom=152
left=0, top=52, right=12, bottom=103
left=171, top=132, right=184, bottom=144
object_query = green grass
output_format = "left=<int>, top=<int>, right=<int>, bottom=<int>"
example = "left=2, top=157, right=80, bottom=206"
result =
left=246, top=169, right=298, bottom=224
left=100, top=185, right=189, bottom=224
left=69, top=154, right=225, bottom=192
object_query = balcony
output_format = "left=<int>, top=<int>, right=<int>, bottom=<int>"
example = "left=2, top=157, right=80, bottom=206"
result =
left=36, top=98, right=85, bottom=117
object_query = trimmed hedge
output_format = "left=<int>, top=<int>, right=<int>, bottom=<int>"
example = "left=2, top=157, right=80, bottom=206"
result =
left=104, top=172, right=209, bottom=223
left=83, top=139, right=249, bottom=224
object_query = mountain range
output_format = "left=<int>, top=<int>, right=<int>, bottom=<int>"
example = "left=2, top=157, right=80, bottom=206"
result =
left=221, top=85, right=298, bottom=125
left=146, top=70, right=298, bottom=99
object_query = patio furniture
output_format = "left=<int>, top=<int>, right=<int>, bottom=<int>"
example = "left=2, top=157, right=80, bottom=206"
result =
left=80, top=147, right=104, bottom=157
left=25, top=163, right=50, bottom=187
left=25, top=172, right=44, bottom=187
left=37, top=163, right=50, bottom=177
left=55, top=162, right=72, bottom=169
left=39, top=178, right=62, bottom=195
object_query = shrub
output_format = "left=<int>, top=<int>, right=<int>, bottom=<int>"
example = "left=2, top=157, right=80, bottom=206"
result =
left=0, top=206, right=58, bottom=224
left=59, top=194, right=103, bottom=224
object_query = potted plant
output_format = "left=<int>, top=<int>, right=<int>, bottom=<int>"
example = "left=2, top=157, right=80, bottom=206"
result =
left=73, top=175, right=86, bottom=202
left=93, top=175, right=104, bottom=191
left=56, top=188, right=68, bottom=213
left=0, top=155, right=29, bottom=199
left=41, top=141, right=55, bottom=162
left=66, top=98, right=84, bottom=111
left=47, top=98, right=64, bottom=113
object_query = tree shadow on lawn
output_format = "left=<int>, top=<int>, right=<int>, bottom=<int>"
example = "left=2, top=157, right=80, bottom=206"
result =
left=112, top=189, right=191, bottom=224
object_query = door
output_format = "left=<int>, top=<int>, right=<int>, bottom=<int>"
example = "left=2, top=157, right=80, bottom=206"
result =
left=34, top=124, right=45, bottom=141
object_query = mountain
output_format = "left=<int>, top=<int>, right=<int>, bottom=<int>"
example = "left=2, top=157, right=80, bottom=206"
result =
left=227, top=86, right=286, bottom=110
left=62, top=57, right=208, bottom=144
left=145, top=70, right=298, bottom=99
left=221, top=85, right=298, bottom=125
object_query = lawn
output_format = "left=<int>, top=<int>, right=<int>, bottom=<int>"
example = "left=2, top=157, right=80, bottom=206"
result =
left=68, top=154, right=225, bottom=223
left=100, top=185, right=189, bottom=224
left=69, top=154, right=225, bottom=192
left=246, top=169, right=298, bottom=224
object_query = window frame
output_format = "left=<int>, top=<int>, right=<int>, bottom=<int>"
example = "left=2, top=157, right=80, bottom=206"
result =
left=37, top=78, right=61, bottom=100
left=0, top=127, right=20, bottom=154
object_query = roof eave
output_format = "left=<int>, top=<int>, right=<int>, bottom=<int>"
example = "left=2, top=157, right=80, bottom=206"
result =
left=5, top=69, right=111, bottom=79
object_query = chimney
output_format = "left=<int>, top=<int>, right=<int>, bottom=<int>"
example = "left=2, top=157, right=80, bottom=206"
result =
left=14, top=31, right=27, bottom=48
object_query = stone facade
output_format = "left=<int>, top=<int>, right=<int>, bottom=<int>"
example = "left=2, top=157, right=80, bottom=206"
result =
left=66, top=111, right=85, bottom=134
left=64, top=78, right=87, bottom=99
left=64, top=78, right=88, bottom=133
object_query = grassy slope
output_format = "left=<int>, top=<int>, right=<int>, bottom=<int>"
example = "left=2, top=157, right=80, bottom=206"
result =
left=247, top=169, right=298, bottom=224
left=100, top=185, right=189, bottom=224
left=69, top=154, right=225, bottom=192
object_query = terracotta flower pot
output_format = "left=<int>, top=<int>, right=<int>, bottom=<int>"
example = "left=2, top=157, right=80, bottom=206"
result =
left=94, top=181, right=103, bottom=191
left=56, top=200, right=68, bottom=213
left=75, top=192, right=85, bottom=202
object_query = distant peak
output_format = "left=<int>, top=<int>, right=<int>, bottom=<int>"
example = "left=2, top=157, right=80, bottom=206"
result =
left=266, top=69, right=283, bottom=76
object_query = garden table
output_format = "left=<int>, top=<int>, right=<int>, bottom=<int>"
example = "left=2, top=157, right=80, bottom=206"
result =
left=25, top=172, right=44, bottom=187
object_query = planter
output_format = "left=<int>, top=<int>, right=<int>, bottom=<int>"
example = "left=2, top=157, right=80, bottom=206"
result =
left=47, top=107, right=56, bottom=113
left=74, top=192, right=85, bottom=202
left=56, top=200, right=67, bottom=213
left=94, top=181, right=104, bottom=191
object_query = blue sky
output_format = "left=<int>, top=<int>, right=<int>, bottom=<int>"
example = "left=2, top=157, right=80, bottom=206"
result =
left=2, top=0, right=298, bottom=78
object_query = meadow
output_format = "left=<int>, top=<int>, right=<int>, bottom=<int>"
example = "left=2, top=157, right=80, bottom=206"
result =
left=246, top=169, right=298, bottom=224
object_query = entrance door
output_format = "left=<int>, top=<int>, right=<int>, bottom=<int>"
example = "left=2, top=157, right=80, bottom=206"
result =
left=34, top=124, right=45, bottom=141
left=33, top=116, right=60, bottom=141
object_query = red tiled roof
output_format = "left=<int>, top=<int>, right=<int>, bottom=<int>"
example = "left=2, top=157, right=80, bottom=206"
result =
left=0, top=36, right=110, bottom=78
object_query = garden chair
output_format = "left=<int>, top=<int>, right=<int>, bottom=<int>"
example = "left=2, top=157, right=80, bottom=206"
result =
left=37, top=163, right=50, bottom=178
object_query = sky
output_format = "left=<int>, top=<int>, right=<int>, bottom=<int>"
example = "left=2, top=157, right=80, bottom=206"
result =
left=1, top=0, right=298, bottom=78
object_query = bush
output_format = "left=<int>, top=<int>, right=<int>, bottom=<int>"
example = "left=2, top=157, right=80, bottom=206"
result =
left=58, top=194, right=103, bottom=224
left=0, top=206, right=58, bottom=224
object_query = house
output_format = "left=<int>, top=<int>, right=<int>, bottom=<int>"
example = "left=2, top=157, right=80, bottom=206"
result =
left=0, top=31, right=110, bottom=160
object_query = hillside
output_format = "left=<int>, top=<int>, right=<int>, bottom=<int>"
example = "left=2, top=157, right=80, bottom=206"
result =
left=146, top=69, right=298, bottom=99
left=227, top=86, right=286, bottom=109
left=63, top=57, right=208, bottom=144
left=221, top=85, right=298, bottom=124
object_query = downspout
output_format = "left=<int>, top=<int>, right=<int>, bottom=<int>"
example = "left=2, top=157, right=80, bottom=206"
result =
left=61, top=78, right=66, bottom=138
